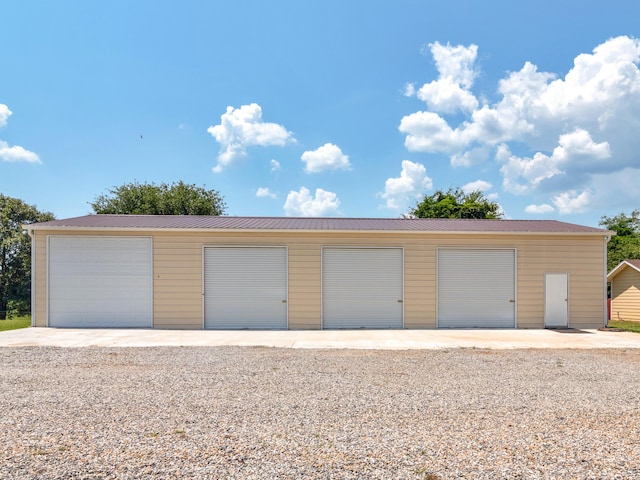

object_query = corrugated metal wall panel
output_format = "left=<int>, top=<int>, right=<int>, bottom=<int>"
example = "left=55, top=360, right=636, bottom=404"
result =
left=438, top=249, right=515, bottom=328
left=322, top=247, right=403, bottom=328
left=48, top=237, right=153, bottom=328
left=611, top=268, right=640, bottom=322
left=204, top=247, right=287, bottom=329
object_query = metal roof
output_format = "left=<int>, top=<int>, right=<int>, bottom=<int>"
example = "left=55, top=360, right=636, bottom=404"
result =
left=26, top=214, right=612, bottom=235
left=626, top=259, right=640, bottom=269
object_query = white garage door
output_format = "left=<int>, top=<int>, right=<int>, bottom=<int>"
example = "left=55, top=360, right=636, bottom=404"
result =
left=204, top=247, right=288, bottom=329
left=322, top=247, right=403, bottom=329
left=48, top=237, right=153, bottom=328
left=438, top=249, right=516, bottom=328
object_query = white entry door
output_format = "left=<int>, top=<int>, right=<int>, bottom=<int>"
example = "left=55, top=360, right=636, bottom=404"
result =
left=545, top=273, right=568, bottom=328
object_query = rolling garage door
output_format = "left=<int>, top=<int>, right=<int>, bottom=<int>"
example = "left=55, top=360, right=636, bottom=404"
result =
left=48, top=237, right=153, bottom=328
left=322, top=247, right=403, bottom=328
left=204, top=246, right=288, bottom=329
left=438, top=249, right=516, bottom=328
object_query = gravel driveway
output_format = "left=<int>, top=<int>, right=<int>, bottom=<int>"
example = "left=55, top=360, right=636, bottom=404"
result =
left=1, top=347, right=639, bottom=479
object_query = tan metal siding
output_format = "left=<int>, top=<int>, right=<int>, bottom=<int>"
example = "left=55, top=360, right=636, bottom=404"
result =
left=404, top=246, right=436, bottom=328
left=288, top=244, right=321, bottom=329
left=516, top=238, right=605, bottom=328
left=152, top=235, right=202, bottom=328
left=32, top=231, right=48, bottom=327
left=611, top=268, right=640, bottom=322
left=30, top=229, right=607, bottom=329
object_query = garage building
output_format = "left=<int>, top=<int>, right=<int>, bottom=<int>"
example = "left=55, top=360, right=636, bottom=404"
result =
left=26, top=215, right=612, bottom=329
left=607, top=260, right=640, bottom=322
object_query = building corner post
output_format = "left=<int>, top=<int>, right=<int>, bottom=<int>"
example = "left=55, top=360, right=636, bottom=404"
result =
left=28, top=228, right=35, bottom=327
left=604, top=235, right=611, bottom=328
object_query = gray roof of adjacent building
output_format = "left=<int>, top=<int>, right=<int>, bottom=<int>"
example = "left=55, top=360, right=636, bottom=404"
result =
left=26, top=214, right=613, bottom=235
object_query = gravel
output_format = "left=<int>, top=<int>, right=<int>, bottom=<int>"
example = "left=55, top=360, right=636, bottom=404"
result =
left=1, top=346, right=639, bottom=479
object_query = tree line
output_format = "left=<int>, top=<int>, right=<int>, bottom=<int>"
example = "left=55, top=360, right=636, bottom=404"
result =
left=1, top=181, right=226, bottom=319
left=0, top=181, right=638, bottom=319
left=600, top=210, right=640, bottom=271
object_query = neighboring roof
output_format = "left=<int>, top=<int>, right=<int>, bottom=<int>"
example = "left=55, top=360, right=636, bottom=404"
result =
left=27, top=214, right=613, bottom=235
left=608, top=259, right=640, bottom=280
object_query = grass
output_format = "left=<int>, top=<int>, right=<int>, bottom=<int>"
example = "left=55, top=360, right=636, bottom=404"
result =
left=608, top=319, right=640, bottom=333
left=1, top=315, right=637, bottom=335
left=0, top=315, right=31, bottom=332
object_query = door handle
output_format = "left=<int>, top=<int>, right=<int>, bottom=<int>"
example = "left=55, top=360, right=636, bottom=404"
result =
left=509, top=299, right=515, bottom=303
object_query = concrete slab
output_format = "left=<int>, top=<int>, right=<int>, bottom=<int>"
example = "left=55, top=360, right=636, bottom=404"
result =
left=1, top=327, right=639, bottom=349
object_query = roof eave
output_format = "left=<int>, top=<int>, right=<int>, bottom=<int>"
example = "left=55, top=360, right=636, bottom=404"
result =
left=608, top=260, right=640, bottom=280
left=26, top=225, right=615, bottom=236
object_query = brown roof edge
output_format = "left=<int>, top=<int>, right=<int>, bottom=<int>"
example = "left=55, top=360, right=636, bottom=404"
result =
left=607, top=259, right=640, bottom=279
left=26, top=214, right=614, bottom=235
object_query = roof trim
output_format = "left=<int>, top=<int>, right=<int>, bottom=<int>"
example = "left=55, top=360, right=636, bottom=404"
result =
left=25, top=214, right=614, bottom=236
left=28, top=225, right=614, bottom=236
left=607, top=260, right=640, bottom=280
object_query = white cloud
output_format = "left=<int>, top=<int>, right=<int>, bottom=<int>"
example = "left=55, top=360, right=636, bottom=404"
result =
left=461, top=180, right=492, bottom=193
left=413, top=42, right=480, bottom=114
left=207, top=103, right=294, bottom=172
left=499, top=129, right=611, bottom=194
left=0, top=104, right=11, bottom=127
left=256, top=187, right=276, bottom=199
left=270, top=159, right=281, bottom=172
left=0, top=105, right=41, bottom=164
left=429, top=42, right=479, bottom=89
left=525, top=204, right=555, bottom=214
left=552, top=190, right=591, bottom=215
left=462, top=179, right=498, bottom=201
left=0, top=140, right=40, bottom=164
left=283, top=187, right=341, bottom=217
left=400, top=42, right=480, bottom=150
left=417, top=78, right=479, bottom=114
left=450, top=146, right=491, bottom=167
left=399, top=111, right=462, bottom=153
left=400, top=36, right=640, bottom=215
left=381, top=160, right=432, bottom=210
left=497, top=144, right=556, bottom=195
left=301, top=143, right=351, bottom=173
left=403, top=83, right=416, bottom=97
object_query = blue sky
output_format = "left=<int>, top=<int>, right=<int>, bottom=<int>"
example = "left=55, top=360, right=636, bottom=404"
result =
left=1, top=1, right=639, bottom=227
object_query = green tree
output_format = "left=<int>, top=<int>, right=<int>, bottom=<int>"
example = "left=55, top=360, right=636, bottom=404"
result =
left=600, top=210, right=640, bottom=271
left=408, top=187, right=503, bottom=219
left=0, top=195, right=55, bottom=319
left=91, top=181, right=227, bottom=215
